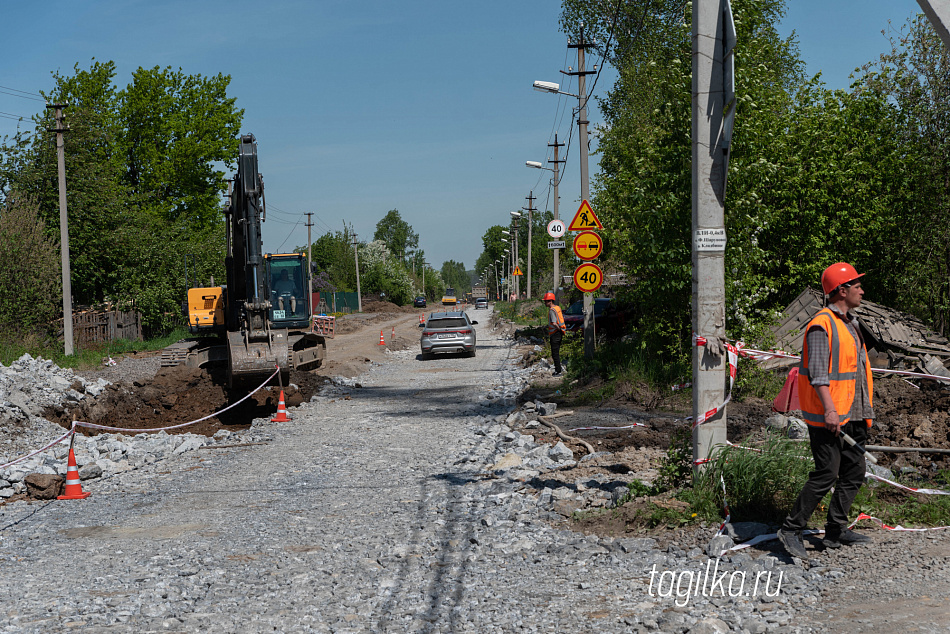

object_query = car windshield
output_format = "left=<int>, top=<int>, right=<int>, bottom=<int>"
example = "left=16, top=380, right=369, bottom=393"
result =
left=564, top=300, right=609, bottom=316
left=444, top=288, right=456, bottom=297
left=564, top=301, right=584, bottom=316
left=427, top=318, right=467, bottom=329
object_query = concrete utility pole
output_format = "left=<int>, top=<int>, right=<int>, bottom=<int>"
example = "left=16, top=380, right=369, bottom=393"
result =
left=48, top=104, right=73, bottom=356
left=565, top=26, right=597, bottom=359
left=691, top=0, right=735, bottom=471
left=919, top=0, right=950, bottom=48
left=549, top=134, right=564, bottom=299
left=523, top=191, right=536, bottom=299
left=512, top=219, right=520, bottom=299
left=305, top=212, right=313, bottom=296
left=353, top=234, right=362, bottom=313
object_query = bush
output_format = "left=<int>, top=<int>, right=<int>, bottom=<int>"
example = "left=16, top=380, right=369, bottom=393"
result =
left=0, top=193, right=61, bottom=331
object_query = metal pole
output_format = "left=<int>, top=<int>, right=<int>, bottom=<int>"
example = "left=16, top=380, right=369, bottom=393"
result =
left=691, top=0, right=729, bottom=472
left=48, top=104, right=73, bottom=356
left=353, top=234, right=362, bottom=312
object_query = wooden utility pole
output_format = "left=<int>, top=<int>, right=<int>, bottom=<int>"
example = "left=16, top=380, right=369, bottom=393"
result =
left=523, top=191, right=536, bottom=299
left=48, top=104, right=73, bottom=356
left=305, top=212, right=313, bottom=296
left=691, top=0, right=735, bottom=471
left=353, top=234, right=362, bottom=312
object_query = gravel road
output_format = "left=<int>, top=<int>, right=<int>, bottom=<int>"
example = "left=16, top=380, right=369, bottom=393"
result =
left=1, top=307, right=949, bottom=633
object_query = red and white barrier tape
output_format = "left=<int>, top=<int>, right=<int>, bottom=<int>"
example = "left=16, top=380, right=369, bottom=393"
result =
left=0, top=366, right=281, bottom=470
left=715, top=474, right=731, bottom=536
left=0, top=428, right=75, bottom=471
left=670, top=382, right=692, bottom=392
left=851, top=512, right=950, bottom=532
left=865, top=472, right=950, bottom=496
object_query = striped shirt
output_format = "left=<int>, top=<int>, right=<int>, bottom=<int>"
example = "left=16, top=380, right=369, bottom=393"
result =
left=805, top=304, right=874, bottom=419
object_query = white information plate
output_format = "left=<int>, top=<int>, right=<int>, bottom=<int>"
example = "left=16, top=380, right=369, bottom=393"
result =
left=693, top=228, right=726, bottom=252
left=547, top=241, right=566, bottom=249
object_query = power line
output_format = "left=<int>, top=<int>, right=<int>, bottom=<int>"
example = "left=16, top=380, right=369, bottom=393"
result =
left=0, top=88, right=44, bottom=103
left=0, top=84, right=42, bottom=98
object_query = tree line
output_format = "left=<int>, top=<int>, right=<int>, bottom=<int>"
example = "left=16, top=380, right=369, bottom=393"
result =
left=302, top=209, right=474, bottom=307
left=0, top=61, right=474, bottom=344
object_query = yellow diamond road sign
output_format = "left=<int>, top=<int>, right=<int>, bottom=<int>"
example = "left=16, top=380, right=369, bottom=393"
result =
left=567, top=199, right=603, bottom=231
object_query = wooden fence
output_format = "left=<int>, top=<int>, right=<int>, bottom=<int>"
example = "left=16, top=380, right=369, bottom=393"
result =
left=65, top=310, right=143, bottom=346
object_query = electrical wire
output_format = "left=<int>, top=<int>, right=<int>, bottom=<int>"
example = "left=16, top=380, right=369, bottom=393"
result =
left=0, top=84, right=42, bottom=98
left=585, top=0, right=623, bottom=101
left=0, top=88, right=44, bottom=103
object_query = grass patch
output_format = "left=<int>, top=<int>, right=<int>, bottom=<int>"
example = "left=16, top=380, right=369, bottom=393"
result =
left=0, top=327, right=191, bottom=370
left=646, top=430, right=950, bottom=530
left=562, top=336, right=690, bottom=406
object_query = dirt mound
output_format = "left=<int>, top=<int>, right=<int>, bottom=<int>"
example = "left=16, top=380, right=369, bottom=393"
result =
left=361, top=300, right=415, bottom=314
left=45, top=365, right=333, bottom=437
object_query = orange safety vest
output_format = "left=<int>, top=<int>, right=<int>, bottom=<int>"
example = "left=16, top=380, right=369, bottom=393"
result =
left=798, top=307, right=873, bottom=428
left=547, top=305, right=566, bottom=335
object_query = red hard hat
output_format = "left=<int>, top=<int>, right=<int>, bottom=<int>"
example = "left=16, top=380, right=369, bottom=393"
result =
left=543, top=292, right=556, bottom=301
left=821, top=262, right=864, bottom=295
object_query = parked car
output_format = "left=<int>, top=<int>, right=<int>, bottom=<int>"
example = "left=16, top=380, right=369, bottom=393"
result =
left=420, top=311, right=478, bottom=358
left=413, top=296, right=427, bottom=308
left=562, top=298, right=612, bottom=333
left=474, top=297, right=488, bottom=309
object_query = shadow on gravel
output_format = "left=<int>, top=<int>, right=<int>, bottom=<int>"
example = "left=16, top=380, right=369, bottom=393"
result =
left=376, top=471, right=482, bottom=632
left=0, top=499, right=56, bottom=532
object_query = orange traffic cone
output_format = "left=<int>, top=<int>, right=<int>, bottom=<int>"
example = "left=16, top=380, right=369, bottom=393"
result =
left=57, top=447, right=91, bottom=500
left=271, top=390, right=292, bottom=422
left=391, top=326, right=395, bottom=340
left=378, top=330, right=385, bottom=345
left=419, top=314, right=424, bottom=324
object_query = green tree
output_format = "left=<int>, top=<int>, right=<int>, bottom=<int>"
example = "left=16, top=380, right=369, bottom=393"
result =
left=373, top=209, right=418, bottom=263
left=0, top=192, right=61, bottom=331
left=118, top=66, right=243, bottom=228
left=867, top=14, right=950, bottom=332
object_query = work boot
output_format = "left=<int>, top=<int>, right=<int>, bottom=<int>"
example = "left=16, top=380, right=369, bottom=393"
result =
left=777, top=528, right=808, bottom=559
left=822, top=528, right=872, bottom=549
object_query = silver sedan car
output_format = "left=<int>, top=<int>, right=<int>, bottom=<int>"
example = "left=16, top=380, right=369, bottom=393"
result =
left=419, top=311, right=478, bottom=359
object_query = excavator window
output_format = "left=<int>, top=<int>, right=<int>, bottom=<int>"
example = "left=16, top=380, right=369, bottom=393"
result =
left=268, top=258, right=307, bottom=321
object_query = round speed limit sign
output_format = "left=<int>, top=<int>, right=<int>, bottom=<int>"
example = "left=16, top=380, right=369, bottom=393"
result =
left=573, top=262, right=604, bottom=293
left=547, top=219, right=566, bottom=239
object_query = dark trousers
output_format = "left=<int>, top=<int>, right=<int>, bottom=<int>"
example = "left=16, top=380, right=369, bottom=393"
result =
left=550, top=331, right=563, bottom=373
left=783, top=420, right=868, bottom=536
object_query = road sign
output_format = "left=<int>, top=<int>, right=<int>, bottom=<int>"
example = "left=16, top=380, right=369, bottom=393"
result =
left=547, top=241, right=565, bottom=249
left=512, top=266, right=524, bottom=276
left=547, top=219, right=566, bottom=238
left=573, top=262, right=604, bottom=293
left=567, top=199, right=603, bottom=231
left=572, top=231, right=603, bottom=260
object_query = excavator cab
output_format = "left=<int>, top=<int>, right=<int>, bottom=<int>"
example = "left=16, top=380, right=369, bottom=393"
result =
left=266, top=253, right=310, bottom=328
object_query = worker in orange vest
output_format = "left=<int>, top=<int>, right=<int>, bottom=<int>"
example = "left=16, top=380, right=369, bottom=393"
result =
left=543, top=292, right=566, bottom=377
left=777, top=262, right=874, bottom=559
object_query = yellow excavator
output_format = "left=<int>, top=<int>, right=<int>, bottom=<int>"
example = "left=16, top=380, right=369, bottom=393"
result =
left=162, top=134, right=328, bottom=387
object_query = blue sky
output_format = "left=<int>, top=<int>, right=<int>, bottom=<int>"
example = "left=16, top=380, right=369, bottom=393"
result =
left=0, top=1, right=924, bottom=272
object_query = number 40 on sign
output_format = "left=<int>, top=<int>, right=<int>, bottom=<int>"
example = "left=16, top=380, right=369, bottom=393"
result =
left=573, top=262, right=603, bottom=293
